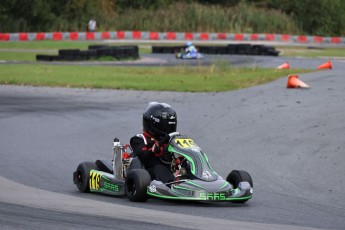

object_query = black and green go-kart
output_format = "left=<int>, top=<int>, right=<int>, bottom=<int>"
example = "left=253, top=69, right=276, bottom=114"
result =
left=73, top=132, right=253, bottom=202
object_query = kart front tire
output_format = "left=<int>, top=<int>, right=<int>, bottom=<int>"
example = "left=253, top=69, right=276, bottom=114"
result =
left=125, top=169, right=151, bottom=202
left=74, top=162, right=98, bottom=193
left=226, top=170, right=253, bottom=203
left=227, top=170, right=253, bottom=188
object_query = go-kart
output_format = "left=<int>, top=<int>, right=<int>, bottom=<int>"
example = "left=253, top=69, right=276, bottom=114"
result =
left=175, top=49, right=204, bottom=59
left=73, top=132, right=253, bottom=202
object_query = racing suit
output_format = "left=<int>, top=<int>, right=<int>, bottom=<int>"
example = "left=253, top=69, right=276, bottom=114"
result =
left=185, top=45, right=197, bottom=54
left=130, top=132, right=175, bottom=184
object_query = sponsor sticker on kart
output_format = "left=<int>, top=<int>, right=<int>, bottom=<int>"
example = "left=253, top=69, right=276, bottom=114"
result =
left=149, top=185, right=157, bottom=193
left=199, top=192, right=227, bottom=200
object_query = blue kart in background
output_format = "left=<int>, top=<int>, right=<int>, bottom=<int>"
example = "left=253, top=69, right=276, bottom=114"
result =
left=176, top=50, right=204, bottom=59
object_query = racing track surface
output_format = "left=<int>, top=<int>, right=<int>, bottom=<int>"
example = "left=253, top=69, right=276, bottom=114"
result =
left=1, top=54, right=345, bottom=229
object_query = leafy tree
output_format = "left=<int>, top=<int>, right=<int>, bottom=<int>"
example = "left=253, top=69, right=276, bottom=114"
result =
left=0, top=0, right=57, bottom=32
left=269, top=0, right=345, bottom=36
left=0, top=0, right=344, bottom=35
left=196, top=0, right=241, bottom=6
left=116, top=0, right=175, bottom=11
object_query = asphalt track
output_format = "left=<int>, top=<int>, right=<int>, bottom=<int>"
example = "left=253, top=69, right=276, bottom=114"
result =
left=1, top=54, right=345, bottom=230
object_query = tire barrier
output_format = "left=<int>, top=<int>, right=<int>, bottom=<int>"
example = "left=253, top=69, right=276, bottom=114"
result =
left=36, top=45, right=139, bottom=61
left=152, top=44, right=280, bottom=56
left=1, top=31, right=344, bottom=45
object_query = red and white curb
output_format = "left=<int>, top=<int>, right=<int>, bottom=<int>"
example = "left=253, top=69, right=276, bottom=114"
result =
left=1, top=31, right=344, bottom=45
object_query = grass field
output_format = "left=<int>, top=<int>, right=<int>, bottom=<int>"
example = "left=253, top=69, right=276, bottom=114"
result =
left=277, top=46, right=345, bottom=58
left=0, top=64, right=309, bottom=92
left=0, top=41, right=327, bottom=92
left=0, top=41, right=97, bottom=50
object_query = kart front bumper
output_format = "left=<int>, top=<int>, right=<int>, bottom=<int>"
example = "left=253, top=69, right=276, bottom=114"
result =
left=147, top=180, right=253, bottom=201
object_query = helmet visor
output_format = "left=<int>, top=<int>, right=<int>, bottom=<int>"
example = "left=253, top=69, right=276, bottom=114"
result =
left=151, top=116, right=177, bottom=136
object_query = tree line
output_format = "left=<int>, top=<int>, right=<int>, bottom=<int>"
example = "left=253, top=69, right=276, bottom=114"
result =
left=1, top=0, right=344, bottom=36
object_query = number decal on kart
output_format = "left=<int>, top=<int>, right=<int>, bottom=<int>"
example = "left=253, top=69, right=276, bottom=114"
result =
left=89, top=171, right=101, bottom=190
left=175, top=138, right=196, bottom=148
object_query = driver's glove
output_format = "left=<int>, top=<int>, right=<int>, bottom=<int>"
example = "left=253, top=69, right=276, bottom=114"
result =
left=160, top=144, right=172, bottom=162
left=152, top=143, right=169, bottom=157
left=162, top=145, right=169, bottom=155
left=152, top=143, right=161, bottom=154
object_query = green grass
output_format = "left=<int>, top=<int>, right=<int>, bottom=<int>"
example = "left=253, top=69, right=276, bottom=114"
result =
left=0, top=41, right=152, bottom=61
left=0, top=41, right=322, bottom=92
left=0, top=41, right=152, bottom=51
left=278, top=46, right=345, bottom=58
left=0, top=64, right=309, bottom=92
left=0, top=51, right=56, bottom=61
left=0, top=41, right=98, bottom=50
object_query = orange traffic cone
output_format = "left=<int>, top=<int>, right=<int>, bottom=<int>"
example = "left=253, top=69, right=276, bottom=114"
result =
left=277, top=62, right=290, bottom=69
left=287, top=75, right=310, bottom=89
left=317, top=60, right=332, bottom=70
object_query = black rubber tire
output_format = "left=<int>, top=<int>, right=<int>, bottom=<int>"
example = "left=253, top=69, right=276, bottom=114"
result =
left=226, top=170, right=253, bottom=203
left=128, top=157, right=144, bottom=172
left=36, top=55, right=55, bottom=61
left=95, top=158, right=113, bottom=174
left=226, top=170, right=253, bottom=188
left=125, top=169, right=151, bottom=202
left=74, top=162, right=98, bottom=192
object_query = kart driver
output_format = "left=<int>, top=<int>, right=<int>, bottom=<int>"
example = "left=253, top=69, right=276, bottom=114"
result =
left=130, top=102, right=176, bottom=184
left=185, top=41, right=197, bottom=54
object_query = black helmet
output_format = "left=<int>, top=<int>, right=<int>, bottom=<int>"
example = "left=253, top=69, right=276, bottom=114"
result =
left=143, top=102, right=177, bottom=139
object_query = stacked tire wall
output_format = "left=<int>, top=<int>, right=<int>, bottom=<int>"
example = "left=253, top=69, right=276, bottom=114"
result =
left=36, top=45, right=139, bottom=61
left=152, top=44, right=279, bottom=56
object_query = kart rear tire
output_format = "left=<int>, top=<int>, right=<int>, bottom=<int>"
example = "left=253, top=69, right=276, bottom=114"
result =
left=128, top=157, right=144, bottom=173
left=125, top=169, right=151, bottom=202
left=74, top=162, right=98, bottom=193
left=226, top=170, right=253, bottom=203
